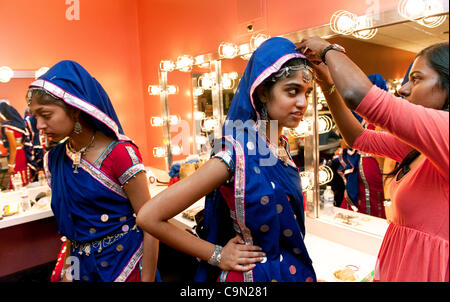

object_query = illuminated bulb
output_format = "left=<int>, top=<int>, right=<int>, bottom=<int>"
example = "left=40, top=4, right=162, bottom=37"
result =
left=317, top=103, right=324, bottom=111
left=148, top=85, right=161, bottom=95
left=198, top=74, right=214, bottom=89
left=250, top=33, right=271, bottom=51
left=352, top=15, right=378, bottom=39
left=0, top=66, right=14, bottom=83
left=171, top=145, right=182, bottom=155
left=202, top=118, right=220, bottom=132
left=318, top=115, right=334, bottom=134
left=160, top=60, right=175, bottom=72
left=330, top=10, right=357, bottom=35
left=194, top=55, right=206, bottom=65
left=176, top=55, right=194, bottom=72
left=398, top=0, right=427, bottom=20
left=227, top=72, right=239, bottom=80
left=35, top=67, right=49, bottom=79
left=193, top=87, right=204, bottom=96
left=168, top=115, right=179, bottom=125
left=194, top=111, right=206, bottom=120
left=318, top=165, right=334, bottom=185
left=219, top=42, right=238, bottom=59
left=222, top=76, right=234, bottom=90
left=153, top=147, right=167, bottom=158
left=167, top=85, right=178, bottom=95
left=417, top=0, right=447, bottom=28
left=151, top=116, right=164, bottom=127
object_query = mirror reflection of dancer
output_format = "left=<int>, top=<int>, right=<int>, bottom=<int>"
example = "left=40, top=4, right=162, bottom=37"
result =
left=27, top=61, right=159, bottom=282
left=23, top=109, right=45, bottom=182
left=299, top=38, right=448, bottom=282
left=0, top=101, right=29, bottom=188
left=138, top=37, right=317, bottom=282
left=332, top=74, right=389, bottom=218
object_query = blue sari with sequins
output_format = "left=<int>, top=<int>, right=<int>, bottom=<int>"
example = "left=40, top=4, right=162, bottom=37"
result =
left=195, top=37, right=316, bottom=282
left=30, top=61, right=147, bottom=282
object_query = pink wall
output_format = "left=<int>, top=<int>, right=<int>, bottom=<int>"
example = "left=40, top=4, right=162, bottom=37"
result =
left=136, top=0, right=399, bottom=169
left=0, top=0, right=148, bottom=159
left=1, top=0, right=401, bottom=170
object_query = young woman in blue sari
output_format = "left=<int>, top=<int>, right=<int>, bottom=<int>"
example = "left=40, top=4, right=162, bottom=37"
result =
left=26, top=60, right=159, bottom=282
left=137, top=37, right=317, bottom=282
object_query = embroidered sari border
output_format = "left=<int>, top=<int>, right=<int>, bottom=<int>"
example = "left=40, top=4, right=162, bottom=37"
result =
left=118, top=163, right=145, bottom=185
left=224, top=135, right=254, bottom=282
left=43, top=151, right=52, bottom=187
left=114, top=241, right=143, bottom=282
left=125, top=146, right=140, bottom=165
left=65, top=145, right=127, bottom=199
left=29, top=79, right=130, bottom=141
left=93, top=140, right=120, bottom=169
left=1, top=124, right=27, bottom=135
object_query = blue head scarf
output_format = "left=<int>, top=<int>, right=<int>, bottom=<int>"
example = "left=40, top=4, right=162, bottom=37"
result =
left=0, top=101, right=27, bottom=148
left=224, top=37, right=307, bottom=129
left=196, top=37, right=316, bottom=282
left=0, top=101, right=27, bottom=132
left=402, top=62, right=414, bottom=86
left=28, top=60, right=129, bottom=141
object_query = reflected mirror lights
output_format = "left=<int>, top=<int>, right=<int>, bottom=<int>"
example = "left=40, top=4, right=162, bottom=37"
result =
left=300, top=165, right=334, bottom=191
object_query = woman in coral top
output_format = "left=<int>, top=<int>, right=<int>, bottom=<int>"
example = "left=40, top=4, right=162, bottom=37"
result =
left=298, top=38, right=448, bottom=282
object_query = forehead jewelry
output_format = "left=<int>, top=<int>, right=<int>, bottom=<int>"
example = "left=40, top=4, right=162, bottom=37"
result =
left=272, top=65, right=314, bottom=83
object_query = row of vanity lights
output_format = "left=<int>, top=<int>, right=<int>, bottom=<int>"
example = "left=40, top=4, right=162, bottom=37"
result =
left=0, top=66, right=50, bottom=83
left=330, top=0, right=447, bottom=39
left=148, top=33, right=272, bottom=162
left=148, top=0, right=449, bottom=183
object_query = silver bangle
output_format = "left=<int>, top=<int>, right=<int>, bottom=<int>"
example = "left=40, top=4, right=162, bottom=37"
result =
left=207, top=245, right=223, bottom=267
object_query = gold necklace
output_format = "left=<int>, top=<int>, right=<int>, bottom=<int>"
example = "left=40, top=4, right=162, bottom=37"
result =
left=261, top=133, right=290, bottom=166
left=67, top=131, right=96, bottom=173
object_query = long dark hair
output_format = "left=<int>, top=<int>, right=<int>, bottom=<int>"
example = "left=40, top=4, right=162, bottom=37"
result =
left=386, top=42, right=449, bottom=179
left=417, top=42, right=449, bottom=110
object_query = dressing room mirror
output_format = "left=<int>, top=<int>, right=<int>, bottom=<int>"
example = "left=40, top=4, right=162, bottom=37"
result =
left=160, top=7, right=448, bottom=235
left=210, top=14, right=448, bottom=233
left=313, top=17, right=449, bottom=227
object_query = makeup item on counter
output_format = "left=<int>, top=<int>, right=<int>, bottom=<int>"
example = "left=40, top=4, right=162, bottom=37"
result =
left=323, top=186, right=335, bottom=216
left=333, top=265, right=359, bottom=282
left=38, top=171, right=46, bottom=186
left=2, top=202, right=20, bottom=217
left=20, top=190, right=31, bottom=212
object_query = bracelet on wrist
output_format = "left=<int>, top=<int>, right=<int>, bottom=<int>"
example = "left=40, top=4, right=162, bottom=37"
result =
left=322, top=84, right=336, bottom=95
left=207, top=245, right=223, bottom=267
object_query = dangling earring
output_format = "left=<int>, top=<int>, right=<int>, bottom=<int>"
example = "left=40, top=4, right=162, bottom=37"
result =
left=73, top=120, right=82, bottom=134
left=261, top=106, right=268, bottom=121
left=259, top=105, right=269, bottom=141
